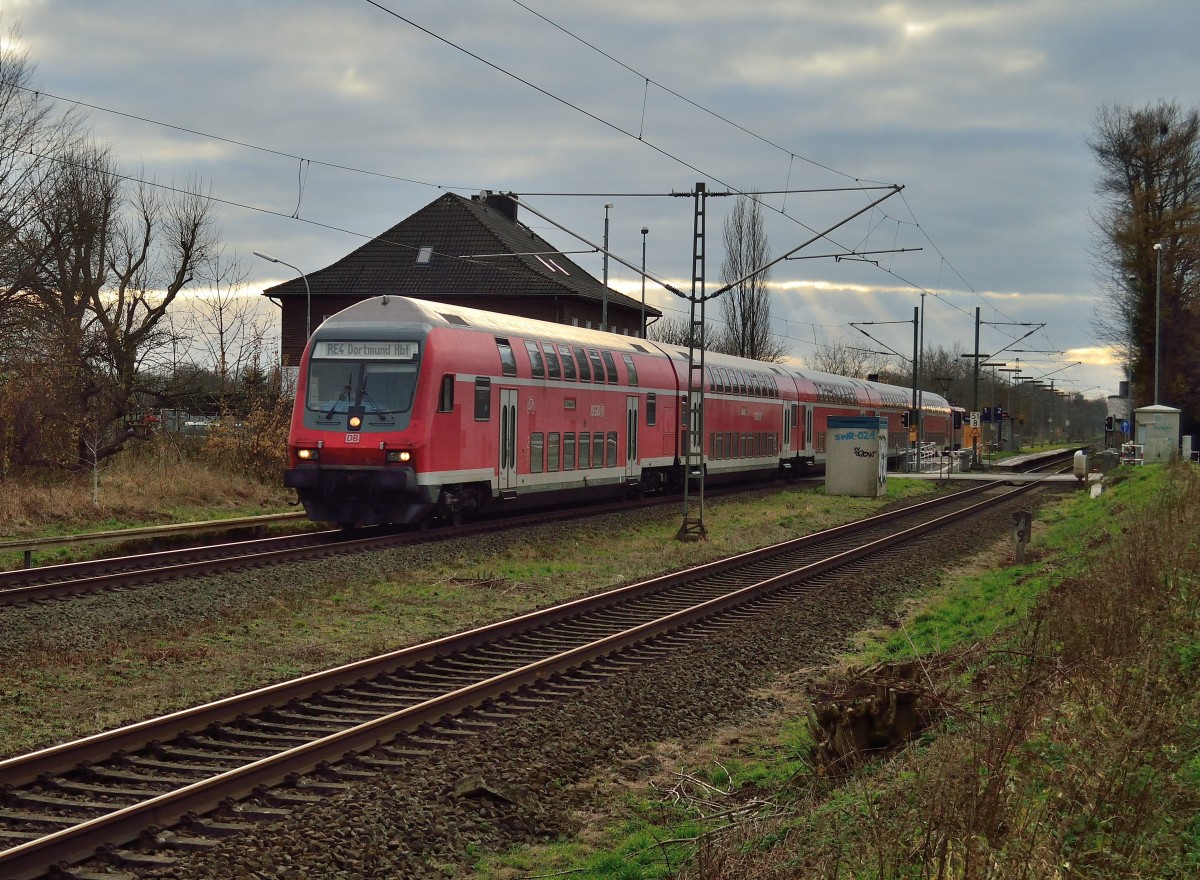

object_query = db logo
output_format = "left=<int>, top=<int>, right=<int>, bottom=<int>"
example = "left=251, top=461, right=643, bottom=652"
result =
left=345, top=433, right=361, bottom=443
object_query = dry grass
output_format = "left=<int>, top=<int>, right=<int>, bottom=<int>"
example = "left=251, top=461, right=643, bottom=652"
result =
left=669, top=464, right=1200, bottom=879
left=0, top=434, right=294, bottom=538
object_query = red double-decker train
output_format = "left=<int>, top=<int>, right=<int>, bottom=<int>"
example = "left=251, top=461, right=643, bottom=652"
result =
left=284, top=296, right=955, bottom=527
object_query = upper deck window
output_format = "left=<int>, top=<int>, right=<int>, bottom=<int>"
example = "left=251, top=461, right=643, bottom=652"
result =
left=602, top=351, right=619, bottom=384
left=524, top=340, right=545, bottom=379
left=558, top=345, right=577, bottom=380
left=495, top=338, right=517, bottom=377
left=622, top=353, right=638, bottom=386
left=572, top=346, right=592, bottom=382
left=543, top=343, right=562, bottom=380
left=588, top=349, right=606, bottom=384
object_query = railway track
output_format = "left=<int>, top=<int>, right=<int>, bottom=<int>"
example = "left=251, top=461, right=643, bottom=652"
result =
left=0, top=476, right=1055, bottom=879
left=0, top=486, right=773, bottom=608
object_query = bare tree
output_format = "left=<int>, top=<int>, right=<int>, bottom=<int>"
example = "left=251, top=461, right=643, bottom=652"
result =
left=648, top=314, right=712, bottom=349
left=1089, top=101, right=1200, bottom=416
left=717, top=194, right=787, bottom=362
left=18, top=141, right=220, bottom=467
left=805, top=336, right=893, bottom=379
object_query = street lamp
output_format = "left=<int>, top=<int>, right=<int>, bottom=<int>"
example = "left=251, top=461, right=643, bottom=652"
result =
left=602, top=203, right=613, bottom=332
left=254, top=250, right=311, bottom=343
left=1153, top=242, right=1163, bottom=405
left=640, top=226, right=649, bottom=338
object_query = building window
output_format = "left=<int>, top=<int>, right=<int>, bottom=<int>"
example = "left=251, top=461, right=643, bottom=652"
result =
left=416, top=246, right=433, bottom=264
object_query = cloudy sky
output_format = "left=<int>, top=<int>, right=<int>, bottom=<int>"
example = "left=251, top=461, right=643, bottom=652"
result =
left=9, top=0, right=1199, bottom=399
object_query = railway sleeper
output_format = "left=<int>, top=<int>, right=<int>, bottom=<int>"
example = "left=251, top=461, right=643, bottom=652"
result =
left=3, top=790, right=114, bottom=813
left=180, top=816, right=257, bottom=837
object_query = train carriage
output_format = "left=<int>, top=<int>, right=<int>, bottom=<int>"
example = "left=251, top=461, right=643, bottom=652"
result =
left=285, top=295, right=957, bottom=527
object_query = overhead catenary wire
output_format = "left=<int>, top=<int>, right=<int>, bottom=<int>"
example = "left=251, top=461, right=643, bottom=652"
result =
left=21, top=3, right=1069, bottom=378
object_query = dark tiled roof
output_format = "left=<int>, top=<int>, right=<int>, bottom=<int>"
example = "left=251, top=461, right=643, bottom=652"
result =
left=263, top=192, right=657, bottom=315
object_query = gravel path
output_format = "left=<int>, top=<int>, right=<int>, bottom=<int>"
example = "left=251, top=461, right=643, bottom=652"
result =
left=109, top=487, right=1061, bottom=880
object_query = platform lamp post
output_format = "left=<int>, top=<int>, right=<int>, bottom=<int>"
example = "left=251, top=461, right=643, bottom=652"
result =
left=254, top=251, right=311, bottom=342
left=1153, top=242, right=1163, bottom=404
left=602, top=202, right=613, bottom=331
left=640, top=226, right=649, bottom=337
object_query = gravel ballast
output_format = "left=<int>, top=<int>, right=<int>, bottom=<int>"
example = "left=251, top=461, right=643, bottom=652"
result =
left=106, top=490, right=1061, bottom=879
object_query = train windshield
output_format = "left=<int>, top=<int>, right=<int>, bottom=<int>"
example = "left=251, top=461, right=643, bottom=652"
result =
left=306, top=360, right=419, bottom=417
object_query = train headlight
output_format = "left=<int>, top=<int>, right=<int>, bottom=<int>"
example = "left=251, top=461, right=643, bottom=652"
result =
left=386, top=450, right=412, bottom=463
left=297, top=448, right=320, bottom=461
left=348, top=414, right=363, bottom=430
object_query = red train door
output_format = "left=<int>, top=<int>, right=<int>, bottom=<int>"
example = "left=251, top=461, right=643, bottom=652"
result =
left=625, top=395, right=640, bottom=481
left=499, top=387, right=517, bottom=491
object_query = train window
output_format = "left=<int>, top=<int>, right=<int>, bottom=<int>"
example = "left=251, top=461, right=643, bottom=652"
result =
left=725, top=432, right=732, bottom=457
left=578, top=432, right=591, bottom=468
left=572, top=346, right=592, bottom=382
left=706, top=367, right=717, bottom=392
left=564, top=398, right=577, bottom=410
left=530, top=433, right=544, bottom=473
left=438, top=374, right=454, bottom=412
left=713, top=432, right=722, bottom=459
left=720, top=368, right=732, bottom=394
left=564, top=433, right=576, bottom=469
left=525, top=341, right=545, bottom=379
left=646, top=393, right=656, bottom=426
left=558, top=345, right=577, bottom=380
left=588, top=349, right=606, bottom=384
left=622, top=353, right=638, bottom=386
left=474, top=378, right=491, bottom=420
left=495, top=338, right=517, bottom=377
left=606, top=432, right=618, bottom=467
left=602, top=351, right=619, bottom=384
left=548, top=433, right=560, bottom=471
left=592, top=433, right=605, bottom=467
left=543, top=343, right=562, bottom=380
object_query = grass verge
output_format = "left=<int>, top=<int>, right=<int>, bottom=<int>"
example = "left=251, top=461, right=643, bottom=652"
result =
left=474, top=463, right=1200, bottom=879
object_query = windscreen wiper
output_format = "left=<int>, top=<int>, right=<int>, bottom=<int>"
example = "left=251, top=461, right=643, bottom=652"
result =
left=324, top=370, right=355, bottom=418
left=358, top=373, right=394, bottom=421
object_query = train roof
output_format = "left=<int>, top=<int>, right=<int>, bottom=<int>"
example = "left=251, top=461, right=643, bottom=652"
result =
left=313, top=295, right=661, bottom=355
left=313, top=295, right=952, bottom=408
